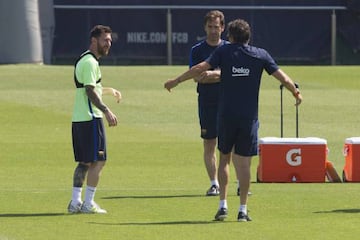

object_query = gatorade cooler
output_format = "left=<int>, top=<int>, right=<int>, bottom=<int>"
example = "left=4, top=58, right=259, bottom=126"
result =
left=342, top=137, right=360, bottom=182
left=257, top=137, right=327, bottom=183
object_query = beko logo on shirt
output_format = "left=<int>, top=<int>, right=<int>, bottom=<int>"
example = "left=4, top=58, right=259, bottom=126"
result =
left=232, top=66, right=250, bottom=77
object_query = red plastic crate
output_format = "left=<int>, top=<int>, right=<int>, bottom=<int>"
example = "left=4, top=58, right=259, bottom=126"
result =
left=343, top=137, right=360, bottom=182
left=257, top=137, right=327, bottom=183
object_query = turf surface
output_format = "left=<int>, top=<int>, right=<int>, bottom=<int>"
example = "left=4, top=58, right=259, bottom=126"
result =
left=0, top=65, right=359, bottom=239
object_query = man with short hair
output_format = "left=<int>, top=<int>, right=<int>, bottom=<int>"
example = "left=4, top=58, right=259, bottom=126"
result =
left=190, top=10, right=227, bottom=196
left=68, top=25, right=122, bottom=214
left=164, top=19, right=302, bottom=222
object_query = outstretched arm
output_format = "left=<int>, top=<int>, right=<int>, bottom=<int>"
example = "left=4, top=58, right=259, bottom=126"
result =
left=164, top=61, right=211, bottom=92
left=103, top=87, right=122, bottom=103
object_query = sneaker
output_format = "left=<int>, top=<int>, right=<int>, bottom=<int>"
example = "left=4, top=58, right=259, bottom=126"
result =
left=237, top=188, right=252, bottom=196
left=80, top=202, right=107, bottom=214
left=214, top=208, right=228, bottom=221
left=67, top=200, right=82, bottom=213
left=206, top=185, right=220, bottom=196
left=237, top=211, right=252, bottom=222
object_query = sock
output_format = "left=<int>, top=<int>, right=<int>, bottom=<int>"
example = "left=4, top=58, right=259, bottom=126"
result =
left=219, top=200, right=228, bottom=209
left=237, top=180, right=240, bottom=188
left=239, top=205, right=247, bottom=214
left=211, top=180, right=219, bottom=187
left=72, top=187, right=82, bottom=204
left=84, top=186, right=96, bottom=205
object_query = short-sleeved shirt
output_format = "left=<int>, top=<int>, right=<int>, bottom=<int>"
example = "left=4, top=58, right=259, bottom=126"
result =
left=190, top=40, right=228, bottom=105
left=206, top=43, right=279, bottom=120
left=72, top=51, right=103, bottom=122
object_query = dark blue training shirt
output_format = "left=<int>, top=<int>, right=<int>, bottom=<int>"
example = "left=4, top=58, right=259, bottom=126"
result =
left=206, top=43, right=279, bottom=120
left=189, top=40, right=228, bottom=104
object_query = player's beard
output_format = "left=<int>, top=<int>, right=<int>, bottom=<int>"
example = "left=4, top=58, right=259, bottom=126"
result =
left=97, top=42, right=109, bottom=57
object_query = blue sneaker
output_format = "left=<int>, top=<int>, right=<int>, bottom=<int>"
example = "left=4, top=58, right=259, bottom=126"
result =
left=237, top=211, right=252, bottom=222
left=214, top=208, right=228, bottom=221
left=206, top=185, right=220, bottom=196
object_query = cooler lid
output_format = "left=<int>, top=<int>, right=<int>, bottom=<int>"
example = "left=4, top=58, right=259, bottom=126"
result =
left=345, top=137, right=360, bottom=144
left=259, top=137, right=327, bottom=145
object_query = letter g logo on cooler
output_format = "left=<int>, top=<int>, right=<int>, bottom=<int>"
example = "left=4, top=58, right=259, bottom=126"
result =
left=286, top=148, right=302, bottom=166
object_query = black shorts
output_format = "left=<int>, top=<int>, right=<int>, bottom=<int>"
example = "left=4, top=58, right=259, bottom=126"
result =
left=218, top=117, right=259, bottom=156
left=72, top=118, right=107, bottom=163
left=198, top=102, right=218, bottom=139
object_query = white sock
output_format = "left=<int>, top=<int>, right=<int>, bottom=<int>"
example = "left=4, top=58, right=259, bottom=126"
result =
left=239, top=205, right=247, bottom=214
left=219, top=200, right=228, bottom=209
left=72, top=187, right=82, bottom=204
left=84, top=186, right=96, bottom=204
left=211, top=180, right=219, bottom=187
left=237, top=180, right=240, bottom=188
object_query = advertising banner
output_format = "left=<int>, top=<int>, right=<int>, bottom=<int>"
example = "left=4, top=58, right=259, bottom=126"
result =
left=52, top=1, right=345, bottom=64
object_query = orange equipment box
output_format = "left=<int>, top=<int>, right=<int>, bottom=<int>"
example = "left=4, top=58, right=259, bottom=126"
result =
left=342, top=137, right=360, bottom=182
left=257, top=137, right=327, bottom=183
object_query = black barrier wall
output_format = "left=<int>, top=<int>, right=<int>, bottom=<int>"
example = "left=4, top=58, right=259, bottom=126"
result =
left=52, top=0, right=360, bottom=65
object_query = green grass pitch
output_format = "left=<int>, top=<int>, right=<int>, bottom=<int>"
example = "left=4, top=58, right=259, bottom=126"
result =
left=0, top=64, right=360, bottom=239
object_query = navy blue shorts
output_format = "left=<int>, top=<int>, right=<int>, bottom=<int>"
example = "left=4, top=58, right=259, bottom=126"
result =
left=218, top=117, right=259, bottom=156
left=72, top=118, right=107, bottom=163
left=198, top=102, right=218, bottom=139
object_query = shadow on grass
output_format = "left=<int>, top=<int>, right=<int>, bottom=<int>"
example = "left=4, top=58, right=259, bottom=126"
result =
left=0, top=213, right=66, bottom=218
left=102, top=194, right=204, bottom=200
left=314, top=208, right=360, bottom=214
left=88, top=220, right=231, bottom=226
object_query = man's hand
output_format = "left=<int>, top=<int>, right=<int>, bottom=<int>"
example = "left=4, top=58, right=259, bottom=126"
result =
left=103, top=87, right=122, bottom=103
left=112, top=89, right=122, bottom=103
left=104, top=108, right=118, bottom=127
left=164, top=79, right=179, bottom=92
left=294, top=91, right=303, bottom=106
left=194, top=70, right=221, bottom=84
